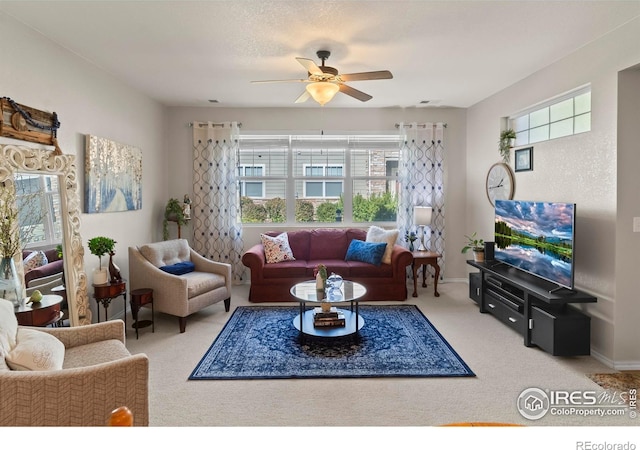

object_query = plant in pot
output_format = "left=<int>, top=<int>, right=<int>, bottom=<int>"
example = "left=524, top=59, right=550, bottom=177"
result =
left=461, top=232, right=485, bottom=262
left=499, top=129, right=517, bottom=163
left=88, top=236, right=116, bottom=284
left=163, top=198, right=187, bottom=240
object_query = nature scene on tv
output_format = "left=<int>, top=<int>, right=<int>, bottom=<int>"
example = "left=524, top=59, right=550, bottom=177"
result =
left=494, top=200, right=574, bottom=288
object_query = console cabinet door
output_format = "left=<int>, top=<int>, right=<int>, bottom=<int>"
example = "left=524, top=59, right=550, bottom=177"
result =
left=530, top=305, right=591, bottom=356
left=469, top=272, right=482, bottom=304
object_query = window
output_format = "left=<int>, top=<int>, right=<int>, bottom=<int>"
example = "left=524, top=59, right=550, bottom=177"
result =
left=303, top=164, right=344, bottom=198
left=238, top=134, right=402, bottom=224
left=14, top=173, right=63, bottom=248
left=238, top=165, right=265, bottom=198
left=510, top=86, right=591, bottom=146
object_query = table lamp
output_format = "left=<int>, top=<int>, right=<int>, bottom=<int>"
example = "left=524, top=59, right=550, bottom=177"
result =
left=413, top=206, right=433, bottom=251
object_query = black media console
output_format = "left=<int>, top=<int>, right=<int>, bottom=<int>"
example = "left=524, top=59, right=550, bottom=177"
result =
left=467, top=260, right=597, bottom=356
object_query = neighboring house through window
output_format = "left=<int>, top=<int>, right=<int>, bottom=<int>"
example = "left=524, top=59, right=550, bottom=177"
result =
left=238, top=134, right=401, bottom=224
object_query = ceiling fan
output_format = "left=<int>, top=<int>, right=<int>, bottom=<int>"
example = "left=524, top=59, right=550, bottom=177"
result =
left=251, top=50, right=393, bottom=105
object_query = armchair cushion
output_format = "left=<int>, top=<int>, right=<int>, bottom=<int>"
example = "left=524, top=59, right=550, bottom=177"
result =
left=63, top=339, right=132, bottom=369
left=6, top=328, right=65, bottom=371
left=184, top=271, right=227, bottom=298
left=160, top=261, right=195, bottom=275
left=140, top=238, right=190, bottom=267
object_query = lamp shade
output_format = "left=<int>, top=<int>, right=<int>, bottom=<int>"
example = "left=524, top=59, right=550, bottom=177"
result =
left=306, top=82, right=339, bottom=106
left=413, top=206, right=432, bottom=226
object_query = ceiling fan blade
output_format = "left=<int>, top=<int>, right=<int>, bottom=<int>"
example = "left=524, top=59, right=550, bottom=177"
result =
left=251, top=78, right=309, bottom=84
left=338, top=70, right=393, bottom=82
left=296, top=57, right=323, bottom=75
left=294, top=90, right=311, bottom=103
left=339, top=84, right=372, bottom=102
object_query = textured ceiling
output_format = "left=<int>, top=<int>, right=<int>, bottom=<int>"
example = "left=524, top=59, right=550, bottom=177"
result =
left=2, top=1, right=639, bottom=108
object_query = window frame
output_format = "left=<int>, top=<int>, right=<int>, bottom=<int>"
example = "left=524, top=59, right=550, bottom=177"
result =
left=302, top=163, right=344, bottom=199
left=509, top=85, right=591, bottom=146
left=237, top=133, right=402, bottom=225
left=238, top=164, right=266, bottom=198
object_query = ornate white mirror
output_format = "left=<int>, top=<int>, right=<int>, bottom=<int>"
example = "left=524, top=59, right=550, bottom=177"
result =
left=0, top=144, right=90, bottom=325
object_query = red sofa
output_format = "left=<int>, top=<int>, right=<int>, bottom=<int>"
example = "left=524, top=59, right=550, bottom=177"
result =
left=241, top=228, right=413, bottom=302
left=22, top=248, right=64, bottom=287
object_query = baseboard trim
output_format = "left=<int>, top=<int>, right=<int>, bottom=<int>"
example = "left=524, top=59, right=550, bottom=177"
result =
left=590, top=349, right=640, bottom=371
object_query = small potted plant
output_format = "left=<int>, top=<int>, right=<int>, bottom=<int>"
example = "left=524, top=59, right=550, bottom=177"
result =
left=461, top=232, right=485, bottom=262
left=88, top=236, right=116, bottom=284
left=499, top=129, right=517, bottom=163
left=163, top=198, right=188, bottom=240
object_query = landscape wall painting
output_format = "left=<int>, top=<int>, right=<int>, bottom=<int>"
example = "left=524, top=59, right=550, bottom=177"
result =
left=85, top=135, right=142, bottom=213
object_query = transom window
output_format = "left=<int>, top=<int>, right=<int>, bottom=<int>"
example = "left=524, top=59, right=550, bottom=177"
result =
left=510, top=85, right=591, bottom=146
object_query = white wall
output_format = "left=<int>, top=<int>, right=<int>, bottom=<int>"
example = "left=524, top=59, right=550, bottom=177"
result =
left=0, top=13, right=167, bottom=321
left=164, top=106, right=468, bottom=279
left=466, top=17, right=640, bottom=367
left=615, top=65, right=640, bottom=366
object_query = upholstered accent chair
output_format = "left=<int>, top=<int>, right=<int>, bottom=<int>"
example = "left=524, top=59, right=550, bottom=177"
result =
left=128, top=239, right=232, bottom=333
left=0, top=299, right=149, bottom=426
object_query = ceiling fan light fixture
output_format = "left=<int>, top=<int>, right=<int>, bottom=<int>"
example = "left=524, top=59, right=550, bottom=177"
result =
left=306, top=82, right=339, bottom=106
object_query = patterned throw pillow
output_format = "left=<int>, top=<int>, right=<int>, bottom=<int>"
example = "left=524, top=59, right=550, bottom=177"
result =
left=261, top=232, right=296, bottom=264
left=22, top=251, right=49, bottom=273
left=366, top=226, right=399, bottom=265
left=345, top=239, right=387, bottom=266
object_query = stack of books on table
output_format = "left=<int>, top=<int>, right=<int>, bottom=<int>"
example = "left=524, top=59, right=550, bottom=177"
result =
left=313, top=307, right=346, bottom=328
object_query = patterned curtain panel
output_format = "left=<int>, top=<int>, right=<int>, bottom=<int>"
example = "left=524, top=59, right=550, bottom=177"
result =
left=397, top=122, right=446, bottom=278
left=192, top=121, right=245, bottom=282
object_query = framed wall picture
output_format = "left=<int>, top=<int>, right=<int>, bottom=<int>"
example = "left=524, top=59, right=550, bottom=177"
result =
left=514, top=147, right=533, bottom=172
left=85, top=135, right=142, bottom=213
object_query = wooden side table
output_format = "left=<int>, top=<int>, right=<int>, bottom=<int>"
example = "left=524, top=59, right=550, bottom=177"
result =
left=14, top=294, right=64, bottom=327
left=92, top=280, right=127, bottom=329
left=411, top=251, right=441, bottom=297
left=130, top=288, right=154, bottom=339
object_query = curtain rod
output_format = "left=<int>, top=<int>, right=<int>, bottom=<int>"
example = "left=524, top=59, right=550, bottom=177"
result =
left=188, top=122, right=242, bottom=128
left=395, top=123, right=447, bottom=128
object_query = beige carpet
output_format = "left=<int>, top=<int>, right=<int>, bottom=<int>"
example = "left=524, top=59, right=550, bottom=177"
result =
left=125, top=281, right=637, bottom=428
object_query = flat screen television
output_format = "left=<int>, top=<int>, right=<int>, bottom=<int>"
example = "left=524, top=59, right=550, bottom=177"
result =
left=494, top=199, right=576, bottom=290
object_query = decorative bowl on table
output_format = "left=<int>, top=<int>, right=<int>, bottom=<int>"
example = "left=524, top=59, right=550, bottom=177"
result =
left=327, top=273, right=343, bottom=290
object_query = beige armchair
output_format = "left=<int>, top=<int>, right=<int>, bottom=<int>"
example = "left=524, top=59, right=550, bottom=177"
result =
left=128, top=239, right=231, bottom=333
left=0, top=299, right=149, bottom=426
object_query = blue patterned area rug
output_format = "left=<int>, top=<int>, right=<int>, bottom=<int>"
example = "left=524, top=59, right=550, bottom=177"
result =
left=189, top=305, right=474, bottom=380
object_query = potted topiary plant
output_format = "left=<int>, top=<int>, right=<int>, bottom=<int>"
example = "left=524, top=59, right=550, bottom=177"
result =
left=461, top=232, right=485, bottom=262
left=499, top=129, right=517, bottom=163
left=88, top=236, right=116, bottom=284
left=163, top=198, right=187, bottom=240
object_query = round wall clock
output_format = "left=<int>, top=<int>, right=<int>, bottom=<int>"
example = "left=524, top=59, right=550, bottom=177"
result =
left=486, top=162, right=515, bottom=207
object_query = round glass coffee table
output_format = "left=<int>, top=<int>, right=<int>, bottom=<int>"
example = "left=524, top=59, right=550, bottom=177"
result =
left=290, top=280, right=366, bottom=339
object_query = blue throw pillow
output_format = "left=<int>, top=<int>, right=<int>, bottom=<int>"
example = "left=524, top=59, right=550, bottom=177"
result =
left=344, top=239, right=387, bottom=266
left=160, top=261, right=195, bottom=275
